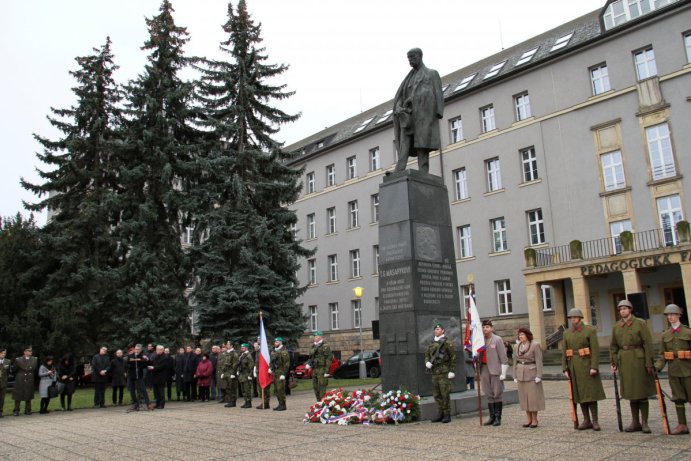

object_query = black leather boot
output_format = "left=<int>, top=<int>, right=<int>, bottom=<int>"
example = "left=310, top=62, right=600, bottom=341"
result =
left=431, top=411, right=444, bottom=423
left=483, top=403, right=495, bottom=425
left=441, top=412, right=451, bottom=423
left=492, top=402, right=503, bottom=426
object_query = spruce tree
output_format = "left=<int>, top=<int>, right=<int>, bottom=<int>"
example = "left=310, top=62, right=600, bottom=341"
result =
left=192, top=0, right=312, bottom=342
left=20, top=38, right=124, bottom=354
left=115, top=0, right=199, bottom=345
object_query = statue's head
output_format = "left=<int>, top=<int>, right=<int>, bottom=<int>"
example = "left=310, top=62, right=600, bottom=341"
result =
left=407, top=48, right=423, bottom=69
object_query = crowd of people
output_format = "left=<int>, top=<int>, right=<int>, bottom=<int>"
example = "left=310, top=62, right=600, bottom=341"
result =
left=0, top=338, right=297, bottom=417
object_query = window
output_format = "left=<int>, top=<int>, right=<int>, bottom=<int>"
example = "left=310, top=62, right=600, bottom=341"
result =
left=460, top=285, right=472, bottom=314
left=326, top=164, right=336, bottom=186
left=527, top=209, right=545, bottom=245
left=370, top=147, right=380, bottom=171
left=449, top=117, right=463, bottom=143
left=633, top=47, right=657, bottom=80
left=658, top=195, right=683, bottom=246
left=590, top=63, right=611, bottom=95
left=514, top=92, right=531, bottom=121
left=307, top=213, right=316, bottom=239
left=484, top=60, right=506, bottom=79
left=515, top=47, right=538, bottom=66
left=496, top=280, right=512, bottom=314
left=309, top=306, right=318, bottom=331
left=685, top=32, right=691, bottom=63
left=457, top=225, right=473, bottom=258
left=646, top=123, right=675, bottom=180
left=610, top=220, right=632, bottom=254
left=377, top=109, right=393, bottom=124
left=603, top=0, right=676, bottom=30
left=486, top=157, right=502, bottom=192
left=348, top=200, right=359, bottom=228
left=306, top=171, right=315, bottom=193
left=541, top=285, right=553, bottom=311
left=480, top=105, right=495, bottom=132
left=520, top=147, right=538, bottom=182
left=453, top=168, right=469, bottom=200
left=354, top=117, right=374, bottom=133
left=329, top=302, right=340, bottom=330
left=491, top=217, right=508, bottom=252
left=352, top=300, right=362, bottom=329
left=371, top=194, right=379, bottom=222
left=601, top=150, right=626, bottom=191
left=350, top=249, right=361, bottom=278
left=307, top=258, right=317, bottom=285
left=454, top=74, right=476, bottom=92
left=328, top=254, right=338, bottom=282
left=346, top=156, right=357, bottom=180
left=372, top=245, right=379, bottom=274
left=327, top=207, right=337, bottom=234
left=550, top=32, right=573, bottom=52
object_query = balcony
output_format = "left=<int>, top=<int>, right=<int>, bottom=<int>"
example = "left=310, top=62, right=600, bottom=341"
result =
left=527, top=226, right=688, bottom=269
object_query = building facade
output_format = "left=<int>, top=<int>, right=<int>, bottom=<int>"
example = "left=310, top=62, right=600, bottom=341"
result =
left=286, top=0, right=691, bottom=356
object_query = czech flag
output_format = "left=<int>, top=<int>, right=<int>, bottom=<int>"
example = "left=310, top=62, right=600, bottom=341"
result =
left=463, top=287, right=485, bottom=358
left=258, top=316, right=273, bottom=389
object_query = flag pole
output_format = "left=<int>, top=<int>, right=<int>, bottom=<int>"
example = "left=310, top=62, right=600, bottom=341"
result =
left=259, top=310, right=265, bottom=409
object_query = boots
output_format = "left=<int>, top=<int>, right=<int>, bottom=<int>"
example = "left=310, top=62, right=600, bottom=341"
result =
left=625, top=401, right=642, bottom=432
left=671, top=403, right=690, bottom=435
left=240, top=400, right=252, bottom=408
left=483, top=403, right=496, bottom=426
left=25, top=401, right=32, bottom=415
left=431, top=411, right=444, bottom=423
left=578, top=403, right=593, bottom=430
left=60, top=394, right=66, bottom=411
left=492, top=402, right=503, bottom=426
left=39, top=398, right=49, bottom=414
left=67, top=395, right=73, bottom=411
left=639, top=400, right=651, bottom=433
left=590, top=402, right=600, bottom=431
left=273, top=403, right=287, bottom=411
left=441, top=412, right=451, bottom=424
left=225, top=401, right=237, bottom=408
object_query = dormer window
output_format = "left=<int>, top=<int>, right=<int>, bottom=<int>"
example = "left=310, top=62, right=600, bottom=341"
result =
left=515, top=47, right=538, bottom=66
left=454, top=74, right=476, bottom=92
left=483, top=61, right=507, bottom=80
left=603, top=0, right=678, bottom=30
left=354, top=117, right=374, bottom=133
left=550, top=32, right=573, bottom=52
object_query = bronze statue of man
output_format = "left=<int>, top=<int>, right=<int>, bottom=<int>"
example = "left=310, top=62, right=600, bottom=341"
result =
left=393, top=48, right=444, bottom=173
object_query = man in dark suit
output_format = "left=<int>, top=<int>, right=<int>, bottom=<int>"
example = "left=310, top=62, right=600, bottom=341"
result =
left=127, top=344, right=154, bottom=411
left=148, top=345, right=172, bottom=409
left=91, top=346, right=111, bottom=408
left=12, top=346, right=38, bottom=416
left=393, top=48, right=444, bottom=173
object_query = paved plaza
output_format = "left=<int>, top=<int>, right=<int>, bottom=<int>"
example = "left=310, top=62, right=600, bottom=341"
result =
left=0, top=380, right=689, bottom=461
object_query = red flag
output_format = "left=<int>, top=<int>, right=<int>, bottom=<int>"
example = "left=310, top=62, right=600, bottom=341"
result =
left=258, top=317, right=273, bottom=389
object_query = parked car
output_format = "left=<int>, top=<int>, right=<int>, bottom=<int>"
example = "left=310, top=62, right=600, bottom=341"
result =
left=333, top=351, right=381, bottom=379
left=294, top=356, right=340, bottom=379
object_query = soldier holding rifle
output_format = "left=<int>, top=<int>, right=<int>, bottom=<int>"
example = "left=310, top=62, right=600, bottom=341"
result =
left=562, top=308, right=605, bottom=431
left=655, top=304, right=691, bottom=435
left=610, top=299, right=655, bottom=433
left=425, top=323, right=457, bottom=424
left=305, top=331, right=331, bottom=401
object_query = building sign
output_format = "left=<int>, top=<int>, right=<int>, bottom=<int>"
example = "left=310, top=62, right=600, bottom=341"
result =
left=580, top=250, right=691, bottom=276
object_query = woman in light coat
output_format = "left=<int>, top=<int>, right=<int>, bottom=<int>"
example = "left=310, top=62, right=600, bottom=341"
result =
left=513, top=328, right=545, bottom=427
left=38, top=356, right=57, bottom=414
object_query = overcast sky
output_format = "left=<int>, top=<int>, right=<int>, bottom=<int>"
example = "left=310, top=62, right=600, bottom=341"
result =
left=0, top=0, right=606, bottom=224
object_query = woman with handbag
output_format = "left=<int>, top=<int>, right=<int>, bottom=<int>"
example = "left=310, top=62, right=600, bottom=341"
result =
left=57, top=353, right=77, bottom=411
left=38, top=356, right=57, bottom=414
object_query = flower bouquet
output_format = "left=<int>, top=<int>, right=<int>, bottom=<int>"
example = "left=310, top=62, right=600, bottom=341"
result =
left=304, top=387, right=419, bottom=425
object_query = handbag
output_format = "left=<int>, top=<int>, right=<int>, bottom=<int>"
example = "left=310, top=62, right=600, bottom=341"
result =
left=47, top=382, right=59, bottom=398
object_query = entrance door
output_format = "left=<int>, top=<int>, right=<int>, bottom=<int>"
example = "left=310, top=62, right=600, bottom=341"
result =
left=664, top=287, right=689, bottom=326
left=612, top=292, right=626, bottom=322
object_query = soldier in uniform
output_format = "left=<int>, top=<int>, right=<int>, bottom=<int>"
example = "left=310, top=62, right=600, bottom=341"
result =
left=223, top=341, right=240, bottom=408
left=12, top=346, right=38, bottom=416
left=562, top=308, right=606, bottom=431
left=216, top=343, right=228, bottom=404
left=424, top=323, right=457, bottom=423
left=610, top=299, right=655, bottom=433
left=237, top=343, right=254, bottom=408
left=479, top=320, right=509, bottom=426
left=305, top=331, right=331, bottom=401
left=655, top=304, right=691, bottom=435
left=0, top=348, right=9, bottom=417
left=267, top=337, right=290, bottom=411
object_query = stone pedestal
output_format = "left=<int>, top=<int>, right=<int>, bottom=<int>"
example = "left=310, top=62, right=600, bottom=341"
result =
left=378, top=170, right=466, bottom=397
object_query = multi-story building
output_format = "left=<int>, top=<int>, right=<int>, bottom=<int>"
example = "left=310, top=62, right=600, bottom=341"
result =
left=286, top=0, right=691, bottom=356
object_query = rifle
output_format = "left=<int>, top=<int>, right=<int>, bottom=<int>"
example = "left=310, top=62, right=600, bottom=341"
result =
left=612, top=370, right=623, bottom=432
left=653, top=370, right=670, bottom=435
left=566, top=372, right=579, bottom=429
left=426, top=338, right=447, bottom=374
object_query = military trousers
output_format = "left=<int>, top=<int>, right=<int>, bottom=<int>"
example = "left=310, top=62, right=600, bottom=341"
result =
left=273, top=377, right=286, bottom=404
left=312, top=372, right=328, bottom=401
left=670, top=375, right=691, bottom=403
left=432, top=373, right=451, bottom=413
left=480, top=366, right=504, bottom=403
left=240, top=380, right=252, bottom=403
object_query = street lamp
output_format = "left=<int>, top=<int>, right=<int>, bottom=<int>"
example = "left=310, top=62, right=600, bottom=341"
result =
left=352, top=286, right=367, bottom=379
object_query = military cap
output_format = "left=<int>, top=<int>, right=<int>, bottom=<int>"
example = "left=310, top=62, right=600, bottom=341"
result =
left=241, top=342, right=250, bottom=348
left=313, top=331, right=323, bottom=336
left=664, top=304, right=683, bottom=315
left=482, top=319, right=493, bottom=327
left=617, top=299, right=633, bottom=309
left=567, top=308, right=584, bottom=318
left=434, top=323, right=444, bottom=330
left=274, top=337, right=284, bottom=343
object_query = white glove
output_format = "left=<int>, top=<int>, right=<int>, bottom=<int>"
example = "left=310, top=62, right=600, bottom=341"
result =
left=253, top=367, right=257, bottom=378
left=279, top=375, right=285, bottom=381
left=514, top=378, right=518, bottom=383
left=305, top=364, right=311, bottom=370
left=323, top=373, right=329, bottom=378
left=230, top=374, right=236, bottom=379
left=220, top=373, right=224, bottom=379
left=268, top=369, right=273, bottom=375
left=500, top=364, right=509, bottom=381
left=248, top=376, right=252, bottom=380
left=425, top=361, right=433, bottom=369
left=448, top=372, right=455, bottom=379
left=534, top=377, right=541, bottom=384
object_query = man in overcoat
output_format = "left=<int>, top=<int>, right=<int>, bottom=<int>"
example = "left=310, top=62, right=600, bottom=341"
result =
left=393, top=48, right=444, bottom=173
left=479, top=320, right=509, bottom=426
left=562, top=308, right=605, bottom=430
left=12, top=346, right=38, bottom=416
left=610, top=299, right=655, bottom=433
left=91, top=346, right=111, bottom=408
left=425, top=324, right=457, bottom=423
left=655, top=304, right=691, bottom=435
left=148, top=345, right=171, bottom=409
